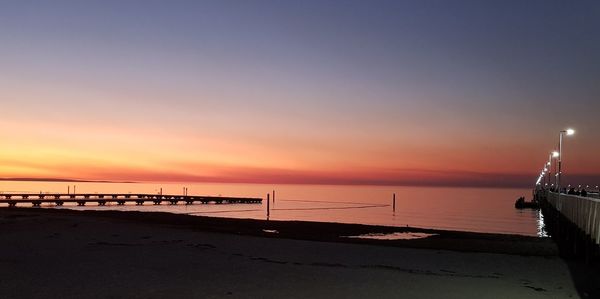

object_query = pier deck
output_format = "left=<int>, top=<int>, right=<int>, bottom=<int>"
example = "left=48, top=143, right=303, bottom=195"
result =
left=0, top=193, right=262, bottom=207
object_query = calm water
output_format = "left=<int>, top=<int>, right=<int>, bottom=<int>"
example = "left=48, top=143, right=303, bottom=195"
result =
left=0, top=181, right=544, bottom=236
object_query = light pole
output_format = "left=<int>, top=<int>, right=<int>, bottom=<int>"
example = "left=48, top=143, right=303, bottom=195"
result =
left=546, top=153, right=552, bottom=186
left=551, top=151, right=559, bottom=189
left=557, top=129, right=575, bottom=194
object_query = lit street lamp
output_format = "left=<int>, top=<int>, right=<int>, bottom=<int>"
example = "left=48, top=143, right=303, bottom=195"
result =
left=557, top=129, right=575, bottom=195
left=549, top=151, right=558, bottom=187
left=546, top=154, right=552, bottom=186
left=551, top=151, right=559, bottom=187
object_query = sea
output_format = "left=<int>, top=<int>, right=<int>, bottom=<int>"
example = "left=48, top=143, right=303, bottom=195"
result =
left=0, top=181, right=545, bottom=237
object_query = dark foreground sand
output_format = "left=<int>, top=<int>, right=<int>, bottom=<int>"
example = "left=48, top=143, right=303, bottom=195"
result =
left=0, top=208, right=583, bottom=298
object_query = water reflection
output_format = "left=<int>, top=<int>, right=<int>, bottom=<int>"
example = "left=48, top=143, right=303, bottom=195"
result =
left=343, top=232, right=438, bottom=240
left=0, top=181, right=540, bottom=236
left=537, top=209, right=549, bottom=237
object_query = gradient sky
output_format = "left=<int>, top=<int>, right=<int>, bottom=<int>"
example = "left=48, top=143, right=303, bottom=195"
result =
left=1, top=0, right=599, bottom=187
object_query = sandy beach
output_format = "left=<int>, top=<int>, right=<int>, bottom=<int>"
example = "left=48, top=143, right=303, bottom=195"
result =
left=0, top=208, right=585, bottom=298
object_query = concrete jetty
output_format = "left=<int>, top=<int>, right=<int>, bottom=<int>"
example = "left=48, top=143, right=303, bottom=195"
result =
left=540, top=191, right=600, bottom=261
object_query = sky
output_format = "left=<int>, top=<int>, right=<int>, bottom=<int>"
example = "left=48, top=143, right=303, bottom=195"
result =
left=1, top=0, right=599, bottom=188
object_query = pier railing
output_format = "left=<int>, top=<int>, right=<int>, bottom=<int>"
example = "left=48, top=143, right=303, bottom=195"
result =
left=546, top=191, right=600, bottom=245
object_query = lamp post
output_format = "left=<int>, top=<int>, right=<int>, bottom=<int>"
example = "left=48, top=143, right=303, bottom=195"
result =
left=550, top=151, right=559, bottom=189
left=557, top=129, right=575, bottom=195
left=546, top=154, right=552, bottom=186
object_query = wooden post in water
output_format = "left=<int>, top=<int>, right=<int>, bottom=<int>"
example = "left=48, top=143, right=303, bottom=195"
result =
left=393, top=193, right=396, bottom=212
left=272, top=190, right=275, bottom=203
left=68, top=186, right=70, bottom=195
left=267, top=193, right=270, bottom=218
left=74, top=185, right=76, bottom=194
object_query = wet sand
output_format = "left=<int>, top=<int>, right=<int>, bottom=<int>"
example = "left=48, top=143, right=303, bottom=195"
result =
left=0, top=208, right=580, bottom=298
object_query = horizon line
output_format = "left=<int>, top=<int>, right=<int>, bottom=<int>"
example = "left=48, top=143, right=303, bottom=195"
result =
left=0, top=176, right=557, bottom=189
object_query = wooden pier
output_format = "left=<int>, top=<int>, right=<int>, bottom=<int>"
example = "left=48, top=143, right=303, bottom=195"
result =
left=0, top=193, right=262, bottom=207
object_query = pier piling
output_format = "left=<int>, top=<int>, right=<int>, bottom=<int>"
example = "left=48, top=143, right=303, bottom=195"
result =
left=267, top=193, right=270, bottom=219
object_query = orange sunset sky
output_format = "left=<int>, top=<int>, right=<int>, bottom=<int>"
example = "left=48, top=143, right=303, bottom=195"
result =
left=1, top=1, right=599, bottom=187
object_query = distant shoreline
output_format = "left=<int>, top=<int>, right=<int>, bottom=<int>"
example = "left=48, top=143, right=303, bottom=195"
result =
left=0, top=178, right=135, bottom=184
left=0, top=178, right=534, bottom=189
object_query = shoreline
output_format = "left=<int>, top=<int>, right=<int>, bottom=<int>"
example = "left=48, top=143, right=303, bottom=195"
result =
left=2, top=207, right=554, bottom=256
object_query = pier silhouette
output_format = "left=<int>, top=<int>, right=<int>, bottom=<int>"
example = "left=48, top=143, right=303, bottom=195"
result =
left=0, top=193, right=262, bottom=207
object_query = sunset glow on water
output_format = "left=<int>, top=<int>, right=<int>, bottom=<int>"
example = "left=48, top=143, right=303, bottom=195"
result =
left=0, top=181, right=541, bottom=236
